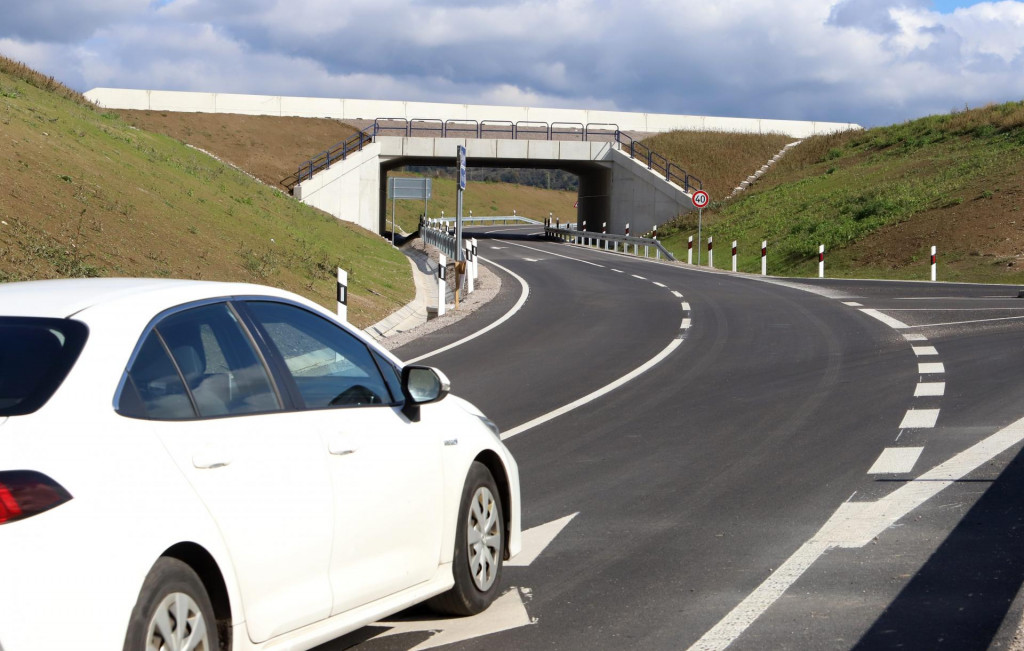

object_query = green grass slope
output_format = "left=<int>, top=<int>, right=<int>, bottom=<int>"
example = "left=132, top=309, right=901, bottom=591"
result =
left=0, top=57, right=411, bottom=327
left=657, top=102, right=1024, bottom=283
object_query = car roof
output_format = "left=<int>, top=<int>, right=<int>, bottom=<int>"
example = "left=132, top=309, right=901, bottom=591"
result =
left=0, top=278, right=305, bottom=318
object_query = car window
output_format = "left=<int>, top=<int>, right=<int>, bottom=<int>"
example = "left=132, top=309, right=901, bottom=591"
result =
left=119, top=303, right=281, bottom=420
left=0, top=317, right=88, bottom=416
left=118, top=333, right=196, bottom=420
left=245, top=301, right=394, bottom=409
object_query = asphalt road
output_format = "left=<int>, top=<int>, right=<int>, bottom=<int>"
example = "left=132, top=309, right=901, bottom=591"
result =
left=326, top=226, right=1024, bottom=651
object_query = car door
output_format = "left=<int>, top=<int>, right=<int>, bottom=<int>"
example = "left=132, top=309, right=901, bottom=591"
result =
left=242, top=300, right=446, bottom=615
left=116, top=301, right=334, bottom=644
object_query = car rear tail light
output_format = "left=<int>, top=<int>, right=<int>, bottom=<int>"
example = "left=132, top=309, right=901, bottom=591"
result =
left=0, top=471, right=72, bottom=524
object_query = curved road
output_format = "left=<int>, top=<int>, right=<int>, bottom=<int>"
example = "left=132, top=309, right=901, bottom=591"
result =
left=325, top=226, right=1024, bottom=650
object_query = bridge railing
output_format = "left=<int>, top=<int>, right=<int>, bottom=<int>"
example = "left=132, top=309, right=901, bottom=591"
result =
left=282, top=129, right=373, bottom=189
left=287, top=118, right=702, bottom=196
left=544, top=221, right=676, bottom=262
left=434, top=215, right=543, bottom=227
left=615, top=131, right=702, bottom=193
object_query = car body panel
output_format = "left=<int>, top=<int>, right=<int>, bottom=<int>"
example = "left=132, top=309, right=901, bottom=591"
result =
left=0, top=278, right=521, bottom=651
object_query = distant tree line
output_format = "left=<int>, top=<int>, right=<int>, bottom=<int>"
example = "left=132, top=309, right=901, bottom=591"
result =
left=404, top=165, right=579, bottom=191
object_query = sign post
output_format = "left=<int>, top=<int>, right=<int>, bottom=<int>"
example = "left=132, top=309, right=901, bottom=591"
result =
left=692, top=190, right=709, bottom=266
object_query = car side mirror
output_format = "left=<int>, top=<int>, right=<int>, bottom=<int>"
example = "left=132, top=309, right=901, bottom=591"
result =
left=401, top=366, right=450, bottom=421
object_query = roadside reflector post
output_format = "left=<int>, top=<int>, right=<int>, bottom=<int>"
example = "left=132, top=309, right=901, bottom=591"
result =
left=336, top=268, right=348, bottom=322
left=603, top=222, right=608, bottom=250
left=625, top=223, right=630, bottom=255
left=819, top=244, right=825, bottom=278
left=931, top=245, right=937, bottom=281
left=472, top=238, right=479, bottom=281
left=732, top=241, right=738, bottom=272
left=437, top=254, right=447, bottom=317
left=688, top=235, right=693, bottom=265
left=708, top=236, right=714, bottom=268
left=582, top=220, right=587, bottom=246
left=465, top=241, right=474, bottom=294
left=761, top=240, right=767, bottom=276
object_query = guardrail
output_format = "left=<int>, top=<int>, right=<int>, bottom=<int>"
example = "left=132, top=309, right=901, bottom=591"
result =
left=282, top=130, right=373, bottom=189
left=420, top=219, right=460, bottom=260
left=544, top=222, right=675, bottom=261
left=434, top=215, right=542, bottom=226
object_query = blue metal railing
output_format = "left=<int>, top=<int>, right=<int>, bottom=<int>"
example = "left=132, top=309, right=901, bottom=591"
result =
left=288, top=118, right=702, bottom=194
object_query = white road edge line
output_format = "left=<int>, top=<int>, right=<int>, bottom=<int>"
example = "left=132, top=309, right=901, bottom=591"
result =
left=690, top=413, right=1024, bottom=651
left=405, top=257, right=530, bottom=364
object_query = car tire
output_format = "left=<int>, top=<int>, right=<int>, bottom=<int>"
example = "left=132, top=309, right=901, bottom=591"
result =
left=429, top=461, right=505, bottom=616
left=123, top=557, right=219, bottom=651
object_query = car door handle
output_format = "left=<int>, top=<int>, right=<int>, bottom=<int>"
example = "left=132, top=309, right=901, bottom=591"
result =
left=192, top=449, right=233, bottom=469
left=328, top=441, right=358, bottom=456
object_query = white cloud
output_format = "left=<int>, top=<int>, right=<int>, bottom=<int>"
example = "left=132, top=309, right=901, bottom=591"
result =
left=1, top=0, right=1023, bottom=127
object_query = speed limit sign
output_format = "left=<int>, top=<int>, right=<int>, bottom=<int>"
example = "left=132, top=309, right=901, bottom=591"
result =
left=692, top=190, right=709, bottom=209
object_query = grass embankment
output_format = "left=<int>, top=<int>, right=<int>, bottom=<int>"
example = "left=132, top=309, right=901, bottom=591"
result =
left=386, top=172, right=577, bottom=234
left=0, top=56, right=411, bottom=327
left=656, top=103, right=1024, bottom=283
left=635, top=131, right=796, bottom=202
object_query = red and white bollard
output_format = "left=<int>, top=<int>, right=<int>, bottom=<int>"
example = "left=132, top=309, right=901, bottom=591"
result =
left=708, top=236, right=714, bottom=268
left=931, top=245, right=937, bottom=281
left=732, top=240, right=737, bottom=272
left=688, top=236, right=693, bottom=264
left=818, top=244, right=825, bottom=278
left=761, top=240, right=767, bottom=276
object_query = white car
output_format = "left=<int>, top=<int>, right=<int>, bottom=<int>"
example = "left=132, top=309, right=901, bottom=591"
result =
left=0, top=278, right=521, bottom=651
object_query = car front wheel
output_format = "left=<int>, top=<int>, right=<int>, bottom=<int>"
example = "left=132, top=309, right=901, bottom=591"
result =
left=429, top=461, right=504, bottom=616
left=123, top=557, right=219, bottom=651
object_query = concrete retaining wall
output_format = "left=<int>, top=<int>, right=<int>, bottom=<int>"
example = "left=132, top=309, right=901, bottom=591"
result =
left=293, top=142, right=381, bottom=233
left=84, top=88, right=861, bottom=138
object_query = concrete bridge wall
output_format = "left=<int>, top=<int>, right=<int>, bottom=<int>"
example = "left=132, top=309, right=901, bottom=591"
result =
left=84, top=88, right=861, bottom=137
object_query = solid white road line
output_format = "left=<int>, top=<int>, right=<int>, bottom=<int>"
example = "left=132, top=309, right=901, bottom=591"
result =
left=914, top=382, right=946, bottom=397
left=918, top=362, right=945, bottom=374
left=868, top=447, right=924, bottom=474
left=904, top=315, right=1024, bottom=328
left=690, top=413, right=1024, bottom=651
left=502, top=240, right=605, bottom=267
left=899, top=409, right=940, bottom=429
left=501, top=336, right=686, bottom=440
left=405, top=257, right=530, bottom=364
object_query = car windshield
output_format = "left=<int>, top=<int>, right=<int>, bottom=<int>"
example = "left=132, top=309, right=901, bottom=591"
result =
left=0, top=317, right=88, bottom=416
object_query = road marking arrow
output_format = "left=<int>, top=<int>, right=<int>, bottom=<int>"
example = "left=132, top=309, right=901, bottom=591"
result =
left=377, top=587, right=534, bottom=650
left=368, top=513, right=577, bottom=649
left=507, top=512, right=578, bottom=567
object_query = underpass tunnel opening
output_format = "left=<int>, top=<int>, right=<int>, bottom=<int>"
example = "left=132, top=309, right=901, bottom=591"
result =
left=377, top=157, right=609, bottom=236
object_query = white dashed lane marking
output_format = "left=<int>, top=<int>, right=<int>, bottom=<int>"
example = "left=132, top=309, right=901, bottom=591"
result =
left=914, top=382, right=946, bottom=397
left=918, top=362, right=945, bottom=374
left=867, top=447, right=924, bottom=474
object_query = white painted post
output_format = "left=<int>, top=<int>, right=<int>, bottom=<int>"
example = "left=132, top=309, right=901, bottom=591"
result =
left=761, top=240, right=767, bottom=276
left=819, top=244, right=825, bottom=278
left=437, top=254, right=447, bottom=317
left=931, top=245, right=937, bottom=281
left=603, top=222, right=607, bottom=250
left=336, top=268, right=348, bottom=322
left=732, top=241, right=738, bottom=272
left=472, top=238, right=479, bottom=281
left=583, top=221, right=588, bottom=246
left=688, top=236, right=693, bottom=265
left=466, top=242, right=474, bottom=294
left=708, top=236, right=714, bottom=268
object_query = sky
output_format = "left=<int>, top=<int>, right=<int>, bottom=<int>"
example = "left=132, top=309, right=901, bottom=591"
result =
left=1, top=0, right=1022, bottom=128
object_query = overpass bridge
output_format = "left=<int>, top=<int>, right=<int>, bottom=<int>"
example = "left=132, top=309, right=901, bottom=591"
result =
left=84, top=88, right=862, bottom=237
left=288, top=120, right=704, bottom=237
